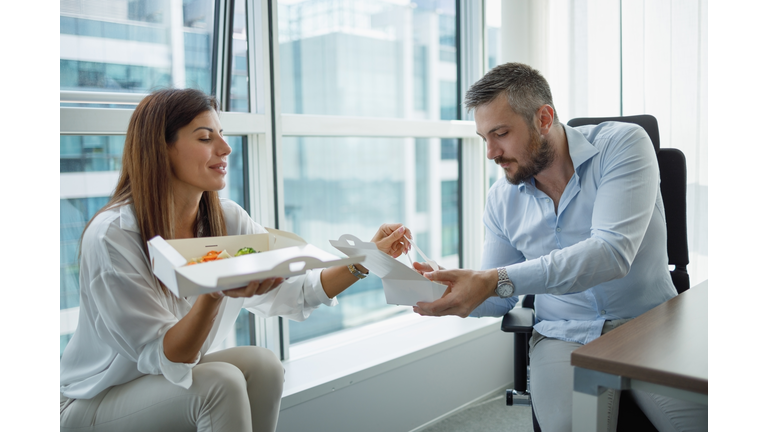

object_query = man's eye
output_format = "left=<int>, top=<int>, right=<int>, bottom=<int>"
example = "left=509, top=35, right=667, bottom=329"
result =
left=497, top=132, right=507, bottom=137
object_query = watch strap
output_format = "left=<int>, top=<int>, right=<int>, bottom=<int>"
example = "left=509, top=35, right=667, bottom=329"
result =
left=496, top=267, right=514, bottom=297
left=497, top=267, right=510, bottom=284
left=347, top=264, right=367, bottom=280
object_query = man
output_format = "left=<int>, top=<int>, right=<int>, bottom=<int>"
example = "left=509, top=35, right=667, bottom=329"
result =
left=413, top=63, right=706, bottom=431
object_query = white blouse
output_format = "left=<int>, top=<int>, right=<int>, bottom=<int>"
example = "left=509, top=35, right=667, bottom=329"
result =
left=60, top=199, right=336, bottom=399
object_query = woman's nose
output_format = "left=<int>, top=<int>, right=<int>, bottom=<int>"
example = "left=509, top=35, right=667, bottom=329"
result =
left=217, top=137, right=232, bottom=156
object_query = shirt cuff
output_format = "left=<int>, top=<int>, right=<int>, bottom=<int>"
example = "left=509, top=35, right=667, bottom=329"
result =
left=504, top=259, right=547, bottom=295
left=137, top=330, right=200, bottom=389
left=304, top=268, right=339, bottom=308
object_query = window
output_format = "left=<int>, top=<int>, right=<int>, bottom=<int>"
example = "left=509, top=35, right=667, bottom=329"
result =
left=277, top=0, right=457, bottom=120
left=60, top=0, right=483, bottom=360
left=60, top=0, right=216, bottom=95
left=281, top=136, right=459, bottom=343
left=276, top=0, right=465, bottom=348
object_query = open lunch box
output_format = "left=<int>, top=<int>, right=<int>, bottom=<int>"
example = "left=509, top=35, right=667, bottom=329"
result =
left=148, top=228, right=363, bottom=297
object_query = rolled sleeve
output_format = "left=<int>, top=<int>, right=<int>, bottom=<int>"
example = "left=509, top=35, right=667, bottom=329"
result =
left=243, top=268, right=338, bottom=321
left=137, top=331, right=200, bottom=389
left=303, top=267, right=338, bottom=308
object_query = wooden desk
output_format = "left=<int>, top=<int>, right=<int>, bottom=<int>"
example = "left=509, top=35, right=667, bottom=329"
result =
left=571, top=280, right=708, bottom=432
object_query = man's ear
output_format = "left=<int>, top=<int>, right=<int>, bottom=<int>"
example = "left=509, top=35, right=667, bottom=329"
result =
left=536, top=105, right=555, bottom=135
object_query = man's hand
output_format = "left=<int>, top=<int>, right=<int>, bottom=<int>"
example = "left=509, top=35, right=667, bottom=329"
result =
left=413, top=269, right=498, bottom=318
left=412, top=261, right=443, bottom=274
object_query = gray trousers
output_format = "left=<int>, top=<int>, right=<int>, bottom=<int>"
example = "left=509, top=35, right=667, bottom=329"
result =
left=529, top=321, right=708, bottom=432
left=61, top=346, right=284, bottom=432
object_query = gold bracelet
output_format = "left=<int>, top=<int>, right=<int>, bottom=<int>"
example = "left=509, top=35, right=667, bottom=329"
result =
left=347, top=264, right=367, bottom=280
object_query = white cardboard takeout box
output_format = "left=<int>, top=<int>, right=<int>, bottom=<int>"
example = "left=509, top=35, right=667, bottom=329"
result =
left=330, top=234, right=447, bottom=306
left=148, top=228, right=362, bottom=297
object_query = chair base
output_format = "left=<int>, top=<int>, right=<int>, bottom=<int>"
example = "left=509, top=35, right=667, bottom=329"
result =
left=505, top=389, right=532, bottom=406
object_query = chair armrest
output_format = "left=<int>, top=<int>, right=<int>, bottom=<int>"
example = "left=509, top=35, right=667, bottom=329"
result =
left=501, top=307, right=535, bottom=333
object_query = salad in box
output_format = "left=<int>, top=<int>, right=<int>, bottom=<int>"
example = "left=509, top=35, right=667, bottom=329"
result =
left=148, top=228, right=363, bottom=297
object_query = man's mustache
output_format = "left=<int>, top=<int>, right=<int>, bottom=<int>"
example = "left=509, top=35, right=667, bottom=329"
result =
left=494, top=156, right=516, bottom=165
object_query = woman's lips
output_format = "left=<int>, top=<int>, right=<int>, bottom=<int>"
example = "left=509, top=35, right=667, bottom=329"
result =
left=210, top=162, right=227, bottom=173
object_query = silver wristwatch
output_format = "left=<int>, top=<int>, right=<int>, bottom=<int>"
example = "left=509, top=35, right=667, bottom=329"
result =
left=495, top=267, right=515, bottom=298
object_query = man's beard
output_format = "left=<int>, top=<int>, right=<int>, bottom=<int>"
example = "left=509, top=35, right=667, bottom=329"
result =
left=495, top=128, right=555, bottom=185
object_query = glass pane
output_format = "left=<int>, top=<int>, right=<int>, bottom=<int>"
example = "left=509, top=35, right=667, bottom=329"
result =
left=60, top=0, right=215, bottom=96
left=282, top=136, right=460, bottom=345
left=229, top=0, right=250, bottom=112
left=59, top=134, right=248, bottom=356
left=277, top=0, right=458, bottom=120
left=485, top=0, right=502, bottom=70
left=487, top=157, right=502, bottom=189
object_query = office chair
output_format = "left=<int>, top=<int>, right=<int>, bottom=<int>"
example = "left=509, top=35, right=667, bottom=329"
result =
left=502, top=114, right=689, bottom=432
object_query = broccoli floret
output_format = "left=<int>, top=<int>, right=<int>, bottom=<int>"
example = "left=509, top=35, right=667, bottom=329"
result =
left=235, top=247, right=257, bottom=256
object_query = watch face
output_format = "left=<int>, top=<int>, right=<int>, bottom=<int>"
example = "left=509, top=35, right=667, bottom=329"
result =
left=497, top=282, right=514, bottom=298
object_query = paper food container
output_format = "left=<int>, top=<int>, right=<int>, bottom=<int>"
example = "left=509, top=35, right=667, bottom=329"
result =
left=148, top=228, right=363, bottom=297
left=330, top=234, right=448, bottom=306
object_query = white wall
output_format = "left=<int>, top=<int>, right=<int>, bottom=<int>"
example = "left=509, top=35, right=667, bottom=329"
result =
left=276, top=322, right=515, bottom=432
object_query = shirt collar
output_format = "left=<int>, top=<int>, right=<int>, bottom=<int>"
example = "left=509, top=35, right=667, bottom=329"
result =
left=516, top=124, right=599, bottom=194
left=563, top=124, right=599, bottom=170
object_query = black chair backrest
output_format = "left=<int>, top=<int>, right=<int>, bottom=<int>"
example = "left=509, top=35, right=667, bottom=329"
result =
left=568, top=114, right=661, bottom=152
left=567, top=115, right=689, bottom=294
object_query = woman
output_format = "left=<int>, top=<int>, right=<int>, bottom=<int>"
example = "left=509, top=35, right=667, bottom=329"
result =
left=60, top=88, right=411, bottom=432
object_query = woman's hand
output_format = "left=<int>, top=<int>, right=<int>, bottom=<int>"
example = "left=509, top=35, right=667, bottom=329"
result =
left=370, top=223, right=412, bottom=258
left=207, top=277, right=285, bottom=300
left=319, top=224, right=410, bottom=299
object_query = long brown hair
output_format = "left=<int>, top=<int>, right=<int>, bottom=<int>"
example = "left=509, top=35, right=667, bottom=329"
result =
left=84, top=88, right=228, bottom=259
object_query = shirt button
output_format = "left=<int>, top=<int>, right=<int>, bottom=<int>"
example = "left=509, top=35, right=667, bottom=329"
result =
left=556, top=227, right=561, bottom=232
left=601, top=310, right=606, bottom=315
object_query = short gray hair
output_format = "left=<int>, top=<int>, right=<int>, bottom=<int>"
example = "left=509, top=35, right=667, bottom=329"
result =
left=464, top=62, right=559, bottom=129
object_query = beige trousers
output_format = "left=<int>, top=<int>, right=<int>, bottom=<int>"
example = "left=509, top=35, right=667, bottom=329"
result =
left=529, top=320, right=708, bottom=432
left=60, top=346, right=284, bottom=432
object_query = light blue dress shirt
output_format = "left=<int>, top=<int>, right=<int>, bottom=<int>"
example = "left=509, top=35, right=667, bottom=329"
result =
left=471, top=122, right=677, bottom=345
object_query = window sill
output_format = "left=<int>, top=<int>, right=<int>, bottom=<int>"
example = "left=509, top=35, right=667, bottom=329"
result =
left=280, top=312, right=502, bottom=410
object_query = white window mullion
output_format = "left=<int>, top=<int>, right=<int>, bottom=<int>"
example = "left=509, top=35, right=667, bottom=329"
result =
left=261, top=0, right=290, bottom=360
left=281, top=114, right=476, bottom=138
left=248, top=0, right=266, bottom=113
left=60, top=107, right=133, bottom=135
left=59, top=107, right=266, bottom=135
left=221, top=112, right=268, bottom=134
left=459, top=0, right=487, bottom=270
left=460, top=137, right=486, bottom=271
left=213, top=0, right=232, bottom=108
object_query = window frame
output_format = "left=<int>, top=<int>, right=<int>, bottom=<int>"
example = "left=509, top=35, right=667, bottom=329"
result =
left=59, top=0, right=491, bottom=362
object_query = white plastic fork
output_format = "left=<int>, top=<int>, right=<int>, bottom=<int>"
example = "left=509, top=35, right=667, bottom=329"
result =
left=406, top=237, right=440, bottom=272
